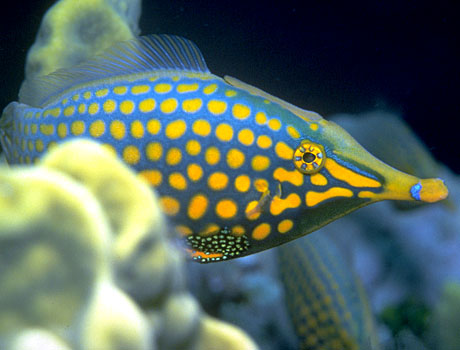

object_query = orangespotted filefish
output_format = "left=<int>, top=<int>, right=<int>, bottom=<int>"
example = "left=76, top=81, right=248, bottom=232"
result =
left=278, top=234, right=381, bottom=350
left=0, top=35, right=448, bottom=263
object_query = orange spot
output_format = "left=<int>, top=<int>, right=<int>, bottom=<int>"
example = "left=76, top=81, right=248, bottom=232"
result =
left=305, top=187, right=353, bottom=207
left=165, top=120, right=186, bottom=139
left=310, top=173, right=328, bottom=186
left=286, top=125, right=301, bottom=139
left=139, top=98, right=156, bottom=113
left=238, top=129, right=255, bottom=146
left=325, top=158, right=381, bottom=188
left=123, top=145, right=140, bottom=165
left=188, top=194, right=209, bottom=220
left=226, top=148, right=245, bottom=169
left=235, top=175, right=251, bottom=192
left=160, top=98, right=178, bottom=114
left=160, top=196, right=180, bottom=216
left=166, top=148, right=182, bottom=165
left=277, top=219, right=294, bottom=233
left=169, top=172, right=187, bottom=190
left=182, top=98, right=203, bottom=113
left=200, top=224, right=220, bottom=236
left=257, top=135, right=272, bottom=149
left=251, top=155, right=270, bottom=171
left=252, top=223, right=271, bottom=240
left=273, top=167, right=304, bottom=186
left=268, top=118, right=281, bottom=131
left=208, top=172, right=229, bottom=191
left=216, top=199, right=238, bottom=219
left=187, top=163, right=203, bottom=182
left=207, top=100, right=227, bottom=115
left=205, top=147, right=220, bottom=165
left=269, top=193, right=301, bottom=215
left=232, top=225, right=246, bottom=236
left=176, top=225, right=193, bottom=236
left=189, top=250, right=223, bottom=260
left=130, top=120, right=144, bottom=138
left=120, top=100, right=135, bottom=115
left=245, top=201, right=261, bottom=220
left=193, top=119, right=211, bottom=137
left=232, top=103, right=251, bottom=119
left=145, top=142, right=163, bottom=161
left=186, top=139, right=201, bottom=156
left=146, top=119, right=161, bottom=134
left=275, top=141, right=294, bottom=160
left=255, top=111, right=267, bottom=125
left=139, top=170, right=162, bottom=187
left=203, top=83, right=218, bottom=94
left=215, top=123, right=233, bottom=142
left=254, top=179, right=269, bottom=192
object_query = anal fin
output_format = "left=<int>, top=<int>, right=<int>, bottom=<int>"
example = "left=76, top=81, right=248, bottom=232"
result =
left=186, top=227, right=250, bottom=263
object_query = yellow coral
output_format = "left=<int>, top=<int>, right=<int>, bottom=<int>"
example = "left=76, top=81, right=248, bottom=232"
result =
left=0, top=166, right=111, bottom=338
left=197, top=316, right=259, bottom=350
left=24, top=0, right=140, bottom=79
left=9, top=329, right=72, bottom=350
left=79, top=280, right=151, bottom=350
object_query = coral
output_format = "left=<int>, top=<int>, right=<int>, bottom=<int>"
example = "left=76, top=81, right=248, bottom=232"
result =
left=197, top=316, right=258, bottom=350
left=24, top=0, right=141, bottom=80
left=8, top=329, right=72, bottom=350
left=0, top=165, right=111, bottom=343
left=0, top=139, right=258, bottom=350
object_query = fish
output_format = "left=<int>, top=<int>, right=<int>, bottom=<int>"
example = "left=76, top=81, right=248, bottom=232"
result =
left=0, top=34, right=448, bottom=263
left=278, top=234, right=381, bottom=350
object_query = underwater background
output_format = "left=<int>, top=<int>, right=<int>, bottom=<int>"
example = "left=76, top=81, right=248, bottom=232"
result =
left=0, top=0, right=458, bottom=172
left=0, top=1, right=459, bottom=350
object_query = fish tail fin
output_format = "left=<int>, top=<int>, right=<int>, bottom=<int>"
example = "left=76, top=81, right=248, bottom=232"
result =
left=0, top=102, right=19, bottom=162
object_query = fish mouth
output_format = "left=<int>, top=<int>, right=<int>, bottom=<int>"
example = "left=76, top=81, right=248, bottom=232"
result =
left=356, top=160, right=449, bottom=203
left=410, top=178, right=448, bottom=203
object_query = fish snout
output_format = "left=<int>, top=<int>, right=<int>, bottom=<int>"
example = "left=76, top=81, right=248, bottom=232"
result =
left=414, top=178, right=449, bottom=203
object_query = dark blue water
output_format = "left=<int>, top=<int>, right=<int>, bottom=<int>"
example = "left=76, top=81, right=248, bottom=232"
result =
left=1, top=0, right=458, bottom=172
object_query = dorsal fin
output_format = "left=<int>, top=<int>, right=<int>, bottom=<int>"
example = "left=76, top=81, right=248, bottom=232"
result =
left=224, top=75, right=323, bottom=122
left=19, top=34, right=211, bottom=107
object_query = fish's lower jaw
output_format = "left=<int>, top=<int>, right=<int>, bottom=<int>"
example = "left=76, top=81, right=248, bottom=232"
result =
left=358, top=176, right=448, bottom=203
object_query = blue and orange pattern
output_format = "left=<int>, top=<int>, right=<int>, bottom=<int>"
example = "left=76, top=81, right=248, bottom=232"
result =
left=0, top=35, right=448, bottom=262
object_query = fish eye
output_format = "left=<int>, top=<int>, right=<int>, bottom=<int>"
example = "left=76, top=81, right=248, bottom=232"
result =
left=293, top=141, right=326, bottom=174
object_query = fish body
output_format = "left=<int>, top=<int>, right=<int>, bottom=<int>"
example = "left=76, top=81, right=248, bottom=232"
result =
left=0, top=35, right=448, bottom=263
